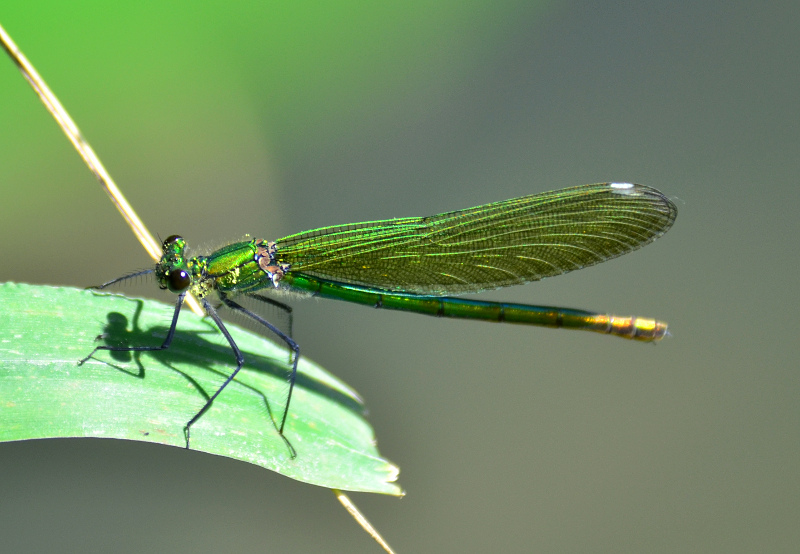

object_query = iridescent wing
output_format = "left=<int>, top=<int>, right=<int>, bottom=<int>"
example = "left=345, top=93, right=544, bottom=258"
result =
left=275, top=183, right=677, bottom=295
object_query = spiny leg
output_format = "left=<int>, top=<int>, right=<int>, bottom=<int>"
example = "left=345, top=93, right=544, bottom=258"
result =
left=248, top=293, right=294, bottom=340
left=219, top=293, right=299, bottom=454
left=248, top=293, right=295, bottom=369
left=78, top=291, right=186, bottom=366
left=190, top=298, right=297, bottom=458
left=182, top=298, right=245, bottom=450
left=91, top=268, right=155, bottom=290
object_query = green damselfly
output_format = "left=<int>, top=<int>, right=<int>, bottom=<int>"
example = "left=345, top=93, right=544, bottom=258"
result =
left=80, top=182, right=677, bottom=454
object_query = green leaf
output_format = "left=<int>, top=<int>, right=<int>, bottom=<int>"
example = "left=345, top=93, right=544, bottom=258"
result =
left=0, top=282, right=402, bottom=496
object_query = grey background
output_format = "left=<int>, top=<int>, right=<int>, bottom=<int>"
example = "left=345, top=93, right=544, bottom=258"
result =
left=1, top=1, right=798, bottom=552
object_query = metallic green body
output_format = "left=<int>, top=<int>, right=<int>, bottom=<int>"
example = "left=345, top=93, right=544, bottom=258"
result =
left=281, top=273, right=663, bottom=340
left=115, top=183, right=676, bottom=450
left=155, top=183, right=676, bottom=341
left=203, top=241, right=273, bottom=294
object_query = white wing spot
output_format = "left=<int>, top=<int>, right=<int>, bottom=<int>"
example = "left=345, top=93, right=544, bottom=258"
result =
left=609, top=182, right=637, bottom=196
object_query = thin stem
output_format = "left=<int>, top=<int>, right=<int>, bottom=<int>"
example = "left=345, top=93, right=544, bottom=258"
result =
left=334, top=489, right=396, bottom=554
left=2, top=20, right=400, bottom=548
left=0, top=21, right=203, bottom=316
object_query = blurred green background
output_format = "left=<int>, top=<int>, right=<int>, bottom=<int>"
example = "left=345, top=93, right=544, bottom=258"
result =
left=1, top=1, right=798, bottom=552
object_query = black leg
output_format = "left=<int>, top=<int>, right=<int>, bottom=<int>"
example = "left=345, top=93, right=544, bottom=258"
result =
left=90, top=268, right=155, bottom=290
left=219, top=294, right=299, bottom=442
left=196, top=296, right=298, bottom=458
left=248, top=293, right=294, bottom=340
left=78, top=287, right=297, bottom=457
left=182, top=298, right=244, bottom=449
left=78, top=291, right=186, bottom=365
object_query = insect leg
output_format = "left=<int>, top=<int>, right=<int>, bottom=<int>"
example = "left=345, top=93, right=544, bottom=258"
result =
left=219, top=294, right=299, bottom=448
left=90, top=268, right=155, bottom=289
left=77, top=291, right=186, bottom=365
left=248, top=293, right=294, bottom=340
left=193, top=297, right=297, bottom=458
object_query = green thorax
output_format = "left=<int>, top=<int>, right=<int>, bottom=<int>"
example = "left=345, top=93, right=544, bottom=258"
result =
left=155, top=236, right=287, bottom=299
left=204, top=239, right=276, bottom=295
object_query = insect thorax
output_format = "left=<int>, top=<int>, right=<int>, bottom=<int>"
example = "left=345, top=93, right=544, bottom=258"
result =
left=255, top=240, right=290, bottom=287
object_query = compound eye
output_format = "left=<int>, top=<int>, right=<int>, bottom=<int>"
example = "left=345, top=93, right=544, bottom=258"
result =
left=163, top=235, right=183, bottom=249
left=167, top=269, right=191, bottom=293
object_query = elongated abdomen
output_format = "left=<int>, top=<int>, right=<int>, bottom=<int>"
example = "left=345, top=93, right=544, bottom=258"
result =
left=283, top=273, right=668, bottom=341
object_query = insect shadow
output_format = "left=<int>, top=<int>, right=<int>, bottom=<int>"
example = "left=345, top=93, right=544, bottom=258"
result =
left=81, top=295, right=365, bottom=454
